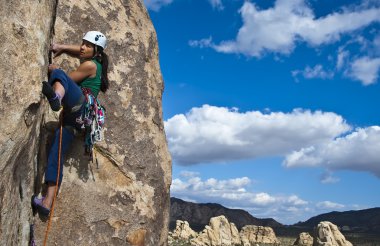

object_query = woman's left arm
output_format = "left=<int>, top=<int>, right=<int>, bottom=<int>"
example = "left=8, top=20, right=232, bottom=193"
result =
left=68, top=61, right=97, bottom=83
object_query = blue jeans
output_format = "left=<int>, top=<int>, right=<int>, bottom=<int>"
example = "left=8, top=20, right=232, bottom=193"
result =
left=45, top=69, right=84, bottom=185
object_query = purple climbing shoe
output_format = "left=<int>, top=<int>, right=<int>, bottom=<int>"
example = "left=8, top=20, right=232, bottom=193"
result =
left=42, top=81, right=61, bottom=111
left=31, top=195, right=50, bottom=217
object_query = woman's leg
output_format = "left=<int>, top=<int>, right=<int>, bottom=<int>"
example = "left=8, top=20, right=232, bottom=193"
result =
left=43, top=69, right=84, bottom=111
left=42, top=126, right=75, bottom=209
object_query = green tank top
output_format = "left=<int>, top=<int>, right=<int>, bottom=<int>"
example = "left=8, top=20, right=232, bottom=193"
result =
left=80, top=59, right=102, bottom=97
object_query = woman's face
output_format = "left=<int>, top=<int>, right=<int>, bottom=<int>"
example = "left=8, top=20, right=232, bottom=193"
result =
left=80, top=40, right=95, bottom=59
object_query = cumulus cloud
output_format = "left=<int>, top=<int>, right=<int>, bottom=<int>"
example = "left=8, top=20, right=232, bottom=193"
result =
left=171, top=173, right=355, bottom=223
left=317, top=201, right=345, bottom=209
left=165, top=105, right=350, bottom=165
left=348, top=56, right=380, bottom=85
left=172, top=174, right=306, bottom=209
left=284, top=126, right=380, bottom=177
left=144, top=0, right=173, bottom=11
left=292, top=64, right=334, bottom=81
left=196, top=0, right=380, bottom=57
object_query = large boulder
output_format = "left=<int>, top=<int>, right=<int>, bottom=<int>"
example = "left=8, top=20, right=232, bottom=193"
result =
left=171, top=220, right=198, bottom=240
left=294, top=232, right=313, bottom=246
left=0, top=0, right=171, bottom=245
left=190, top=215, right=241, bottom=246
left=0, top=1, right=57, bottom=245
left=314, top=221, right=352, bottom=246
left=240, top=225, right=279, bottom=245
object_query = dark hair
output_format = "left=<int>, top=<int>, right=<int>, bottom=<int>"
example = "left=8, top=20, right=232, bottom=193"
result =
left=94, top=46, right=109, bottom=93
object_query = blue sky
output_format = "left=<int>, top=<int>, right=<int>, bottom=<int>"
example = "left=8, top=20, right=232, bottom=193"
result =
left=144, top=0, right=380, bottom=224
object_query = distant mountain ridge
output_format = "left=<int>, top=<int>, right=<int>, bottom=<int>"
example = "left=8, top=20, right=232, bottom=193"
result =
left=294, top=207, right=380, bottom=233
left=170, top=197, right=380, bottom=234
left=170, top=197, right=283, bottom=231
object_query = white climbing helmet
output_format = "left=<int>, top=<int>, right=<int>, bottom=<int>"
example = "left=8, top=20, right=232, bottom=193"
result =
left=83, top=31, right=107, bottom=49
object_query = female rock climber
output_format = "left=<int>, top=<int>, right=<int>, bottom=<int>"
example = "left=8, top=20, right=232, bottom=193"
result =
left=32, top=31, right=109, bottom=216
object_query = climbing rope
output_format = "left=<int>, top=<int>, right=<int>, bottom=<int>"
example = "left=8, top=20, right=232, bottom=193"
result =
left=43, top=109, right=64, bottom=246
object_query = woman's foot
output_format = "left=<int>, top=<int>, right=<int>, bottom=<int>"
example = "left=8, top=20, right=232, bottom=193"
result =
left=31, top=195, right=50, bottom=217
left=42, top=81, right=61, bottom=111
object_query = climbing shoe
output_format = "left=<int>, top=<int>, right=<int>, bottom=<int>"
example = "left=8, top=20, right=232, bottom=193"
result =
left=31, top=195, right=50, bottom=217
left=42, top=81, right=61, bottom=111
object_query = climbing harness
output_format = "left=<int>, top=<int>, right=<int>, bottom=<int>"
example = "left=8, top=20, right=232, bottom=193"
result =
left=76, top=88, right=105, bottom=160
left=43, top=110, right=64, bottom=246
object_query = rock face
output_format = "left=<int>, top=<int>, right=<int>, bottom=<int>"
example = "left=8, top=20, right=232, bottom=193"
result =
left=240, top=225, right=279, bottom=245
left=294, top=232, right=313, bottom=246
left=0, top=0, right=171, bottom=245
left=190, top=215, right=241, bottom=246
left=0, top=1, right=57, bottom=245
left=314, top=221, right=352, bottom=246
left=171, top=220, right=198, bottom=240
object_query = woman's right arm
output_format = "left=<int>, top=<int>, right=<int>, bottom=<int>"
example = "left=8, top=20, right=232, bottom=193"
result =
left=50, top=43, right=81, bottom=58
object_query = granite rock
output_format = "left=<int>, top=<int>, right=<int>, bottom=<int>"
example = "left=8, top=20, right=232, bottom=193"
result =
left=0, top=0, right=171, bottom=245
left=240, top=224, right=279, bottom=245
left=190, top=215, right=241, bottom=246
left=294, top=232, right=313, bottom=246
left=314, top=221, right=352, bottom=246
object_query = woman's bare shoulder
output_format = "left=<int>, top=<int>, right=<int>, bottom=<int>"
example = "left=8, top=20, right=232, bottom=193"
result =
left=79, top=60, right=97, bottom=70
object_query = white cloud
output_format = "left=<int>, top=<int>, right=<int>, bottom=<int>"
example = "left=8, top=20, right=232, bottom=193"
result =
left=250, top=193, right=277, bottom=206
left=317, top=201, right=345, bottom=209
left=320, top=172, right=340, bottom=184
left=336, top=49, right=350, bottom=70
left=180, top=171, right=200, bottom=178
left=287, top=195, right=308, bottom=206
left=172, top=174, right=307, bottom=210
left=144, top=0, right=225, bottom=11
left=292, top=64, right=334, bottom=81
left=284, top=126, right=380, bottom=177
left=165, top=105, right=350, bottom=165
left=209, top=0, right=224, bottom=10
left=171, top=173, right=356, bottom=224
left=199, top=1, right=380, bottom=57
left=189, top=37, right=213, bottom=48
left=349, top=56, right=380, bottom=85
left=144, top=0, right=173, bottom=11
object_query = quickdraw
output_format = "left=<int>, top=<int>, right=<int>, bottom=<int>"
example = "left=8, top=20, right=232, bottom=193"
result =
left=76, top=88, right=105, bottom=159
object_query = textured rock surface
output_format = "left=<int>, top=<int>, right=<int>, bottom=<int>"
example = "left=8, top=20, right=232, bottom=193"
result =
left=240, top=225, right=279, bottom=245
left=1, top=0, right=171, bottom=245
left=0, top=1, right=56, bottom=245
left=171, top=220, right=198, bottom=240
left=313, top=221, right=352, bottom=246
left=294, top=232, right=313, bottom=246
left=190, top=215, right=241, bottom=246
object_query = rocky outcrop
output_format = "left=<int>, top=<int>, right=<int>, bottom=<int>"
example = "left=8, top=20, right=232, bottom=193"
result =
left=169, top=216, right=280, bottom=246
left=1, top=0, right=171, bottom=245
left=171, top=220, right=198, bottom=240
left=240, top=225, right=279, bottom=245
left=313, top=221, right=352, bottom=246
left=294, top=232, right=313, bottom=246
left=0, top=1, right=57, bottom=245
left=190, top=215, right=241, bottom=246
left=171, top=197, right=282, bottom=231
